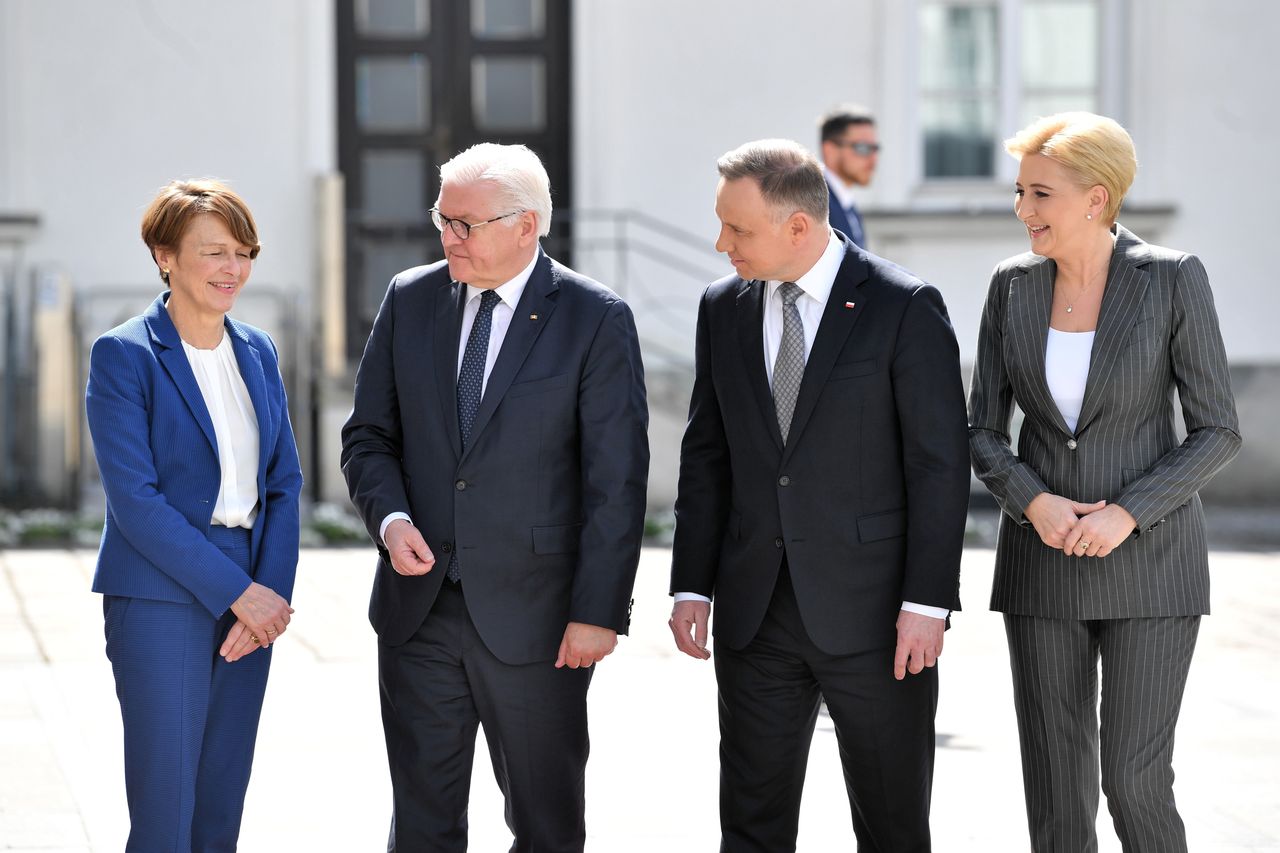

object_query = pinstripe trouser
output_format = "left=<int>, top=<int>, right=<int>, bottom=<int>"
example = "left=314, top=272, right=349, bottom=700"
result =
left=1003, top=615, right=1200, bottom=853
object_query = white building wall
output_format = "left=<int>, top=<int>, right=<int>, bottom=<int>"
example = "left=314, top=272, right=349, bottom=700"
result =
left=0, top=0, right=335, bottom=316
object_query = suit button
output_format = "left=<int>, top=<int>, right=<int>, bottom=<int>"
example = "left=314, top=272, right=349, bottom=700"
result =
left=778, top=475, right=791, bottom=487
left=1066, top=439, right=1078, bottom=450
left=774, top=537, right=784, bottom=549
left=455, top=479, right=467, bottom=491
left=442, top=541, right=453, bottom=553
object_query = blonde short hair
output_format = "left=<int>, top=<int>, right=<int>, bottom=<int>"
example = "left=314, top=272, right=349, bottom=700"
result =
left=1004, top=112, right=1137, bottom=225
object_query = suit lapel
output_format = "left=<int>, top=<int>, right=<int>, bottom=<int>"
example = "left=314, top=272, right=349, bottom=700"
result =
left=1007, top=257, right=1073, bottom=436
left=434, top=280, right=465, bottom=459
left=460, top=253, right=559, bottom=462
left=735, top=280, right=783, bottom=452
left=226, top=320, right=272, bottom=483
left=146, top=295, right=218, bottom=457
left=782, top=246, right=869, bottom=458
left=1076, top=225, right=1151, bottom=433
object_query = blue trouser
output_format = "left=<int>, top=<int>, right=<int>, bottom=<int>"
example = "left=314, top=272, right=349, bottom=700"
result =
left=103, top=525, right=272, bottom=853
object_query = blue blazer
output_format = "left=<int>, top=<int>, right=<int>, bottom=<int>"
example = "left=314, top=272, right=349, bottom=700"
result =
left=827, top=183, right=866, bottom=249
left=85, top=293, right=302, bottom=617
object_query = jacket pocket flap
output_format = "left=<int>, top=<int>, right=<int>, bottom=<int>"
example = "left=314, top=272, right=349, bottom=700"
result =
left=829, top=359, right=877, bottom=380
left=507, top=373, right=571, bottom=398
left=532, top=522, right=583, bottom=554
left=857, top=509, right=907, bottom=543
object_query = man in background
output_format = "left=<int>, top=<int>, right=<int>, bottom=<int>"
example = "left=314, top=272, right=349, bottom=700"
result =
left=820, top=105, right=880, bottom=248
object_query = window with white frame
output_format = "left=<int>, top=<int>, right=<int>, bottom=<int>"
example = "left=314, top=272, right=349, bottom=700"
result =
left=917, top=0, right=1104, bottom=181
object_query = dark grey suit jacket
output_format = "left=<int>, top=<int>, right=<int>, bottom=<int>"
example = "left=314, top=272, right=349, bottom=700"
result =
left=341, top=251, right=649, bottom=664
left=969, top=224, right=1242, bottom=619
left=671, top=236, right=970, bottom=655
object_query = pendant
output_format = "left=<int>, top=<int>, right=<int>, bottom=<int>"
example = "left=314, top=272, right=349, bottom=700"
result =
left=1065, top=306, right=1074, bottom=313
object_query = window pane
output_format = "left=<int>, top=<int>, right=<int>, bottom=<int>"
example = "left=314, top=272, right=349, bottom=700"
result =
left=919, top=3, right=998, bottom=91
left=362, top=151, right=426, bottom=224
left=922, top=97, right=997, bottom=178
left=1020, top=93, right=1098, bottom=129
left=472, top=56, right=546, bottom=131
left=356, top=0, right=430, bottom=37
left=360, top=241, right=432, bottom=320
left=472, top=0, right=545, bottom=39
left=1022, top=2, right=1098, bottom=89
left=356, top=56, right=429, bottom=132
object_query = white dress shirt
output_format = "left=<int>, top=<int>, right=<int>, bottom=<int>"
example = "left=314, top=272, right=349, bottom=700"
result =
left=182, top=332, right=260, bottom=529
left=1046, top=328, right=1095, bottom=434
left=380, top=249, right=540, bottom=544
left=676, top=231, right=948, bottom=621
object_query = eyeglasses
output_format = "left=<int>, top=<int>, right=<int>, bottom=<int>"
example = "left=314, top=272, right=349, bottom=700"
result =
left=429, top=208, right=524, bottom=240
left=834, top=140, right=880, bottom=156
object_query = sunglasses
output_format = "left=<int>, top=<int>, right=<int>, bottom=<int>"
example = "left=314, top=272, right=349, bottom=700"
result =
left=834, top=140, right=880, bottom=156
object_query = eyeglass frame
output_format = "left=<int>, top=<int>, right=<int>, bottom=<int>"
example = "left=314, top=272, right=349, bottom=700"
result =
left=429, top=207, right=526, bottom=240
left=832, top=140, right=881, bottom=156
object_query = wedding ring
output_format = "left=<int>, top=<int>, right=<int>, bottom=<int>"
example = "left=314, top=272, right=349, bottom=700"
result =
left=1078, top=541, right=1091, bottom=549
left=266, top=628, right=277, bottom=635
left=250, top=634, right=260, bottom=645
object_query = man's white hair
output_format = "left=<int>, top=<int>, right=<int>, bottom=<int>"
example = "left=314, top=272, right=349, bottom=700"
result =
left=438, top=143, right=552, bottom=237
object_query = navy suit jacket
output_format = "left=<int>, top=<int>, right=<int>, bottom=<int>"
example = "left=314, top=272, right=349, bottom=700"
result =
left=341, top=250, right=650, bottom=665
left=828, top=183, right=866, bottom=249
left=670, top=235, right=969, bottom=655
left=85, top=294, right=303, bottom=616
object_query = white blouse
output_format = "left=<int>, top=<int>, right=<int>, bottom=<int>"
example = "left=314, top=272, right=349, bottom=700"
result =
left=182, top=332, right=260, bottom=528
left=1045, top=328, right=1096, bottom=434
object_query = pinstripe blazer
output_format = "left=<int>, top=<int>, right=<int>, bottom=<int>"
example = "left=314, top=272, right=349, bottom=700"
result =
left=969, top=224, right=1241, bottom=619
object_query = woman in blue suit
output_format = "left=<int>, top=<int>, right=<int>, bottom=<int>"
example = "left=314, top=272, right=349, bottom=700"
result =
left=85, top=179, right=302, bottom=851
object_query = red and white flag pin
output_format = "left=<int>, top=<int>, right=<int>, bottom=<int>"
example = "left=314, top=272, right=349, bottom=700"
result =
left=844, top=301, right=856, bottom=309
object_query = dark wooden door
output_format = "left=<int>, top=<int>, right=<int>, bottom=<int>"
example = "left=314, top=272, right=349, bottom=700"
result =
left=337, top=0, right=572, bottom=359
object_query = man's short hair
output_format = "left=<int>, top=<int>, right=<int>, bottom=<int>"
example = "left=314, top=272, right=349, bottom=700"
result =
left=717, top=139, right=830, bottom=224
left=439, top=143, right=553, bottom=237
left=820, top=105, right=876, bottom=144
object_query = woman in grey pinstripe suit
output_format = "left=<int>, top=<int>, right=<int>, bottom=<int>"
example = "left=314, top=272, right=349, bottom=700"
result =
left=969, top=113, right=1241, bottom=852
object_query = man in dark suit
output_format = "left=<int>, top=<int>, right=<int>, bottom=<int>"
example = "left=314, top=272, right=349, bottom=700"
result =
left=668, top=139, right=969, bottom=852
left=342, top=142, right=649, bottom=852
left=820, top=105, right=880, bottom=248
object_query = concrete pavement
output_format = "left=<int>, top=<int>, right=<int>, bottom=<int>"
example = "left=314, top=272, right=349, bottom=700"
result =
left=2, top=545, right=1278, bottom=851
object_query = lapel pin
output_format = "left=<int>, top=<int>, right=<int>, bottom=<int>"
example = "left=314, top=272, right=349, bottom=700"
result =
left=845, top=301, right=856, bottom=309
left=530, top=313, right=539, bottom=320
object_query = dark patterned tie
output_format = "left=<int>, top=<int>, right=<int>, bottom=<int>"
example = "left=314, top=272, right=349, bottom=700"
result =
left=449, top=288, right=500, bottom=582
left=772, top=282, right=805, bottom=443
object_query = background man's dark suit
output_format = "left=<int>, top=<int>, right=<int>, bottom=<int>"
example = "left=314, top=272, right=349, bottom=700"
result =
left=671, top=233, right=970, bottom=850
left=341, top=250, right=648, bottom=848
left=827, top=182, right=866, bottom=249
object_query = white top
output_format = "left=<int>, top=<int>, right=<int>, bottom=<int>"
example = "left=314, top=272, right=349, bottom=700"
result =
left=1045, top=328, right=1096, bottom=434
left=677, top=229, right=948, bottom=621
left=182, top=331, right=260, bottom=529
left=379, top=249, right=540, bottom=544
left=762, top=230, right=845, bottom=388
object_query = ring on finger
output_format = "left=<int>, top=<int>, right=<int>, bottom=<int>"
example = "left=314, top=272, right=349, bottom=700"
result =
left=250, top=634, right=260, bottom=645
left=266, top=628, right=277, bottom=635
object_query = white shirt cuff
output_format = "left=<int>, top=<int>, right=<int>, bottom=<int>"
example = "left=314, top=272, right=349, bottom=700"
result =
left=674, top=592, right=712, bottom=604
left=901, top=601, right=949, bottom=620
left=379, top=512, right=413, bottom=547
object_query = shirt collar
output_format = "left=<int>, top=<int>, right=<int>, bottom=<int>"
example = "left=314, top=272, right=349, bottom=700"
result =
left=465, top=248, right=540, bottom=309
left=766, top=230, right=844, bottom=307
left=824, top=166, right=859, bottom=212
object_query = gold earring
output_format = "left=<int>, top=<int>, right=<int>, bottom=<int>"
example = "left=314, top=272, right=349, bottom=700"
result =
left=161, top=268, right=170, bottom=274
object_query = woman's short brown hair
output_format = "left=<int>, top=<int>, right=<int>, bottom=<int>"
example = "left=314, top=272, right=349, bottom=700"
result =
left=140, top=179, right=260, bottom=285
left=1004, top=112, right=1137, bottom=225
